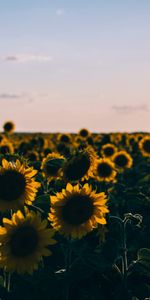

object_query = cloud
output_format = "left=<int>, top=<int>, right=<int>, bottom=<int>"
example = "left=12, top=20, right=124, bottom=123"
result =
left=56, top=8, right=65, bottom=16
left=0, top=54, right=52, bottom=63
left=0, top=93, right=21, bottom=99
left=112, top=104, right=149, bottom=114
left=0, top=93, right=34, bottom=104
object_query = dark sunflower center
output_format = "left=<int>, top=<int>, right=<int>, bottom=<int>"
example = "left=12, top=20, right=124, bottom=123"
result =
left=79, top=130, right=88, bottom=137
left=64, top=153, right=91, bottom=181
left=0, top=170, right=26, bottom=202
left=0, top=146, right=10, bottom=154
left=114, top=154, right=128, bottom=167
left=60, top=135, right=70, bottom=143
left=4, top=123, right=14, bottom=132
left=28, top=152, right=38, bottom=161
left=62, top=194, right=94, bottom=225
left=143, top=140, right=150, bottom=153
left=10, top=225, right=38, bottom=257
left=103, top=147, right=114, bottom=156
left=97, top=162, right=112, bottom=177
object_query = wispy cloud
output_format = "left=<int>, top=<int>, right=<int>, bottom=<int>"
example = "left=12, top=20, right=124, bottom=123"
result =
left=56, top=8, right=65, bottom=16
left=0, top=93, right=34, bottom=105
left=112, top=104, right=149, bottom=114
left=0, top=54, right=52, bottom=63
left=0, top=93, right=21, bottom=99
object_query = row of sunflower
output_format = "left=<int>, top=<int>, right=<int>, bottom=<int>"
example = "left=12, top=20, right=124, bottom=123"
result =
left=0, top=122, right=149, bottom=299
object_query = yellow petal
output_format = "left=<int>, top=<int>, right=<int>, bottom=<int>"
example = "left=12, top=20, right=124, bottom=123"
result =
left=2, top=159, right=9, bottom=168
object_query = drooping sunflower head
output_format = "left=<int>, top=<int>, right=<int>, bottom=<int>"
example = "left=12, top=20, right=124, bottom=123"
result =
left=3, top=121, right=15, bottom=134
left=38, top=136, right=48, bottom=149
left=43, top=147, right=52, bottom=156
left=18, top=141, right=30, bottom=155
left=139, top=136, right=150, bottom=157
left=62, top=147, right=97, bottom=182
left=94, top=158, right=117, bottom=182
left=78, top=128, right=90, bottom=139
left=41, top=152, right=66, bottom=180
left=49, top=183, right=109, bottom=239
left=0, top=159, right=41, bottom=211
left=112, top=150, right=133, bottom=170
left=0, top=208, right=56, bottom=274
left=101, top=143, right=117, bottom=158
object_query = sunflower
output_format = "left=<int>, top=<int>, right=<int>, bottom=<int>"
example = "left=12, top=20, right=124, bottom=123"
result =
left=0, top=141, right=14, bottom=155
left=58, top=133, right=72, bottom=144
left=38, top=136, right=48, bottom=149
left=94, top=158, right=117, bottom=182
left=0, top=134, right=7, bottom=145
left=43, top=148, right=52, bottom=156
left=78, top=128, right=90, bottom=139
left=48, top=183, right=109, bottom=239
left=112, top=150, right=133, bottom=170
left=0, top=208, right=56, bottom=274
left=56, top=142, right=71, bottom=157
left=139, top=136, right=150, bottom=157
left=18, top=141, right=30, bottom=155
left=101, top=143, right=117, bottom=158
left=3, top=121, right=15, bottom=134
left=0, top=159, right=41, bottom=211
left=27, top=151, right=39, bottom=162
left=41, top=152, right=65, bottom=180
left=62, top=147, right=97, bottom=182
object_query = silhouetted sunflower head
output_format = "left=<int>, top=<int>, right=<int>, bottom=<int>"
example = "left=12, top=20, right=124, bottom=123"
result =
left=41, top=152, right=65, bottom=180
left=58, top=133, right=72, bottom=144
left=27, top=151, right=39, bottom=162
left=78, top=128, right=90, bottom=139
left=62, top=147, right=97, bottom=182
left=3, top=121, right=15, bottom=134
left=0, top=142, right=14, bottom=155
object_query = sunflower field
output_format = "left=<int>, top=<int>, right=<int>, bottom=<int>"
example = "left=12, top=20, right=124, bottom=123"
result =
left=0, top=122, right=150, bottom=300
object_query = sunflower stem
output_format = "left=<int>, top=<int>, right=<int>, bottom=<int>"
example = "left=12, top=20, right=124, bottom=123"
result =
left=31, top=204, right=45, bottom=214
left=3, top=270, right=11, bottom=293
left=102, top=181, right=107, bottom=194
left=7, top=272, right=11, bottom=293
left=109, top=213, right=141, bottom=295
left=122, top=220, right=128, bottom=283
left=64, top=239, right=72, bottom=300
left=109, top=215, right=128, bottom=287
left=44, top=178, right=49, bottom=194
left=3, top=269, right=7, bottom=289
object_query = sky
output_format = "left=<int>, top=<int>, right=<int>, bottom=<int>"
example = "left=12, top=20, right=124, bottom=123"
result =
left=0, top=0, right=150, bottom=132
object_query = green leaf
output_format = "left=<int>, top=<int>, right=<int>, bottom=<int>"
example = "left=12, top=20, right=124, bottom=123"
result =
left=138, top=248, right=150, bottom=262
left=34, top=194, right=50, bottom=213
left=46, top=158, right=65, bottom=169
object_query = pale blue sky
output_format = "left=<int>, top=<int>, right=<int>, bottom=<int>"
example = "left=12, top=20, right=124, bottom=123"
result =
left=0, top=0, right=150, bottom=132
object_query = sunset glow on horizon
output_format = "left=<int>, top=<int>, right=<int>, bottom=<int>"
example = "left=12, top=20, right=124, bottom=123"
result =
left=0, top=0, right=150, bottom=132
